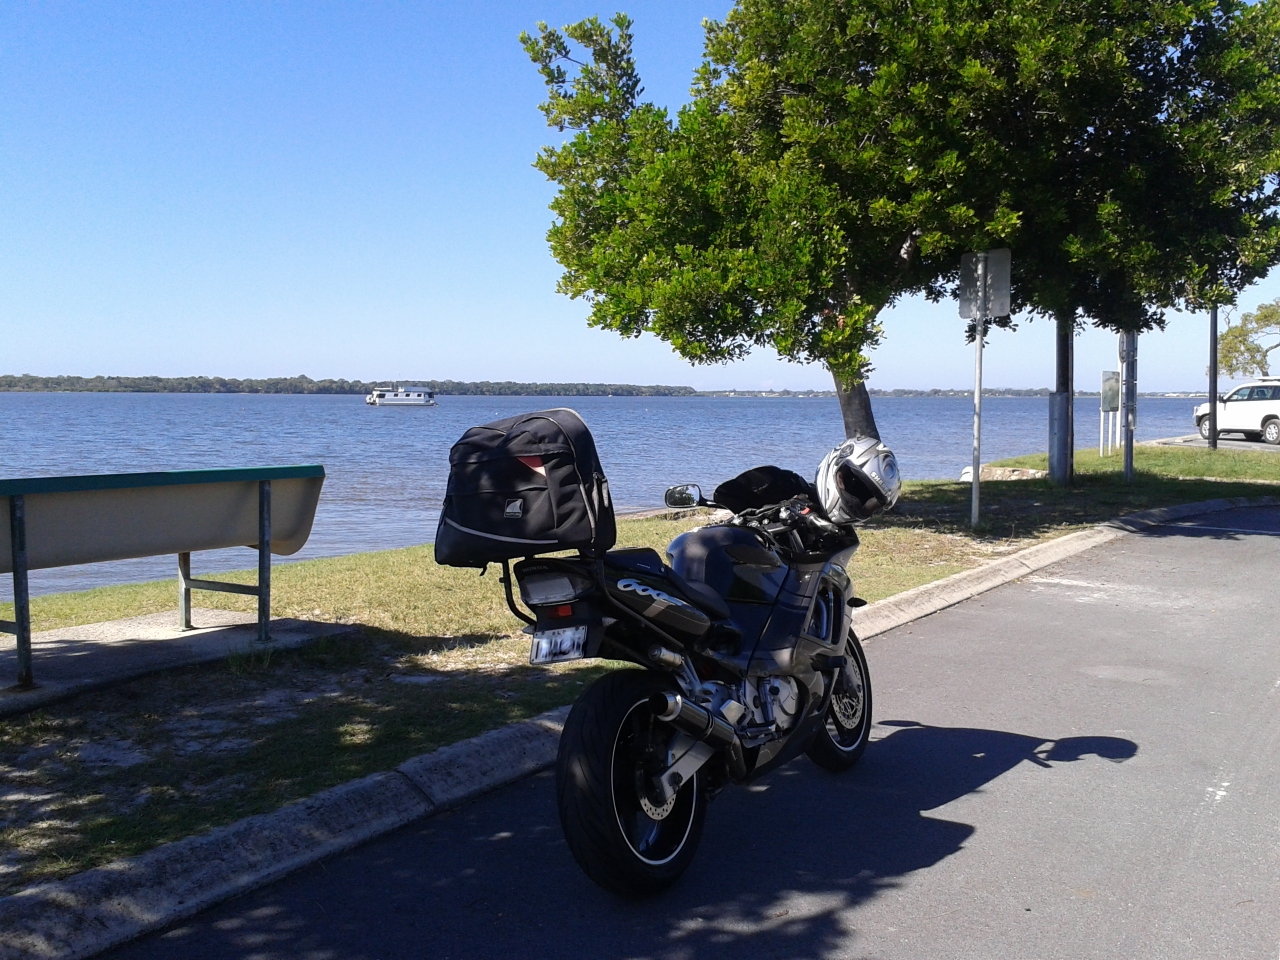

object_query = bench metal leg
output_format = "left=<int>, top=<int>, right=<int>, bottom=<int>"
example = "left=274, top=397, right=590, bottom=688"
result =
left=257, top=480, right=271, bottom=644
left=9, top=495, right=34, bottom=690
left=171, top=483, right=273, bottom=643
left=178, top=552, right=193, bottom=630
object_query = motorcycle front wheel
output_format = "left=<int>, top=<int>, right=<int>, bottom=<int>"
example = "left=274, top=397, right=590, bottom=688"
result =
left=556, top=670, right=707, bottom=897
left=806, top=630, right=873, bottom=772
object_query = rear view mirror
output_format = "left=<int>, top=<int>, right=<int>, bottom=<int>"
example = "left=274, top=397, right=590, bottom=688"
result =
left=664, top=483, right=702, bottom=509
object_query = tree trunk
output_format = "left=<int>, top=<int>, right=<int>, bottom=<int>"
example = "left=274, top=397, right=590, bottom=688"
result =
left=1048, top=312, right=1075, bottom=485
left=831, top=369, right=881, bottom=440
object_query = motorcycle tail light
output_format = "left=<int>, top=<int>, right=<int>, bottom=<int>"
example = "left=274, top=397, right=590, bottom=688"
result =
left=518, top=573, right=581, bottom=607
left=546, top=604, right=574, bottom=619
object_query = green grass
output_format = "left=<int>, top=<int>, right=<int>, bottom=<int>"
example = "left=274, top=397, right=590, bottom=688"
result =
left=0, top=639, right=616, bottom=895
left=994, top=444, right=1280, bottom=481
left=869, top=445, right=1279, bottom=542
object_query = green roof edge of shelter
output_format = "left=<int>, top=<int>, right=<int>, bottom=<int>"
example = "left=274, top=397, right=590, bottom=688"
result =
left=0, top=465, right=325, bottom=497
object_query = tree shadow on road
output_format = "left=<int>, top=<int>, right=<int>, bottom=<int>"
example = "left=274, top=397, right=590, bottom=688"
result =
left=105, top=721, right=1137, bottom=960
left=638, top=721, right=1138, bottom=960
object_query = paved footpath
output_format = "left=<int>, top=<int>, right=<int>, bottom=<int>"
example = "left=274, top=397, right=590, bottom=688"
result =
left=104, top=507, right=1280, bottom=960
left=1146, top=433, right=1280, bottom=453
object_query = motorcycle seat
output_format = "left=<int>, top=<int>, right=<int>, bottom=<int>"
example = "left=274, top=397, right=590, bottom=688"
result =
left=604, top=547, right=731, bottom=621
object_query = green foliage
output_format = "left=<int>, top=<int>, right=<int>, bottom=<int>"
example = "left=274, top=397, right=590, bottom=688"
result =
left=1219, top=299, right=1280, bottom=378
left=1003, top=0, right=1280, bottom=332
left=523, top=1, right=1280, bottom=378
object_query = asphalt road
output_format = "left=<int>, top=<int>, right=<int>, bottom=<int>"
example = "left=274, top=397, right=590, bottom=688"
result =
left=105, top=507, right=1280, bottom=960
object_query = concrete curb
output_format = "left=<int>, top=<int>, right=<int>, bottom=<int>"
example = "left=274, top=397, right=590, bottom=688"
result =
left=0, top=706, right=570, bottom=960
left=852, top=525, right=1124, bottom=640
left=3, top=494, right=1276, bottom=959
left=853, top=495, right=1279, bottom=640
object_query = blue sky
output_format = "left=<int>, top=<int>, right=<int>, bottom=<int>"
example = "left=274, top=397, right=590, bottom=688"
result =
left=1, top=2, right=1276, bottom=392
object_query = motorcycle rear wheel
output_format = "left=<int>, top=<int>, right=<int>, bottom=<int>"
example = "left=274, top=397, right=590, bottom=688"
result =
left=556, top=670, right=707, bottom=897
left=806, top=631, right=873, bottom=772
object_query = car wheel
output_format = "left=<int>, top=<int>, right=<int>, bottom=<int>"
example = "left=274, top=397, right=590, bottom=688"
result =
left=1264, top=420, right=1280, bottom=445
left=1198, top=418, right=1211, bottom=440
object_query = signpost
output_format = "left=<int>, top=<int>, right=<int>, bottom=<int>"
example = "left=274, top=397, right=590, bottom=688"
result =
left=959, top=248, right=1011, bottom=528
left=1120, top=332, right=1138, bottom=481
left=1100, top=371, right=1119, bottom=455
left=1208, top=305, right=1219, bottom=449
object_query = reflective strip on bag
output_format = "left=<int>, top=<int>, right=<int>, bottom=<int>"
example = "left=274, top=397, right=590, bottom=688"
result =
left=442, top=517, right=560, bottom=546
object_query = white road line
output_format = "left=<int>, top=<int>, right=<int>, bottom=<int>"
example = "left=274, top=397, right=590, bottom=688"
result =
left=1027, top=576, right=1105, bottom=588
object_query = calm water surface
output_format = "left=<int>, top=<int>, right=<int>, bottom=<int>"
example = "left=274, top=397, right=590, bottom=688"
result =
left=0, top=393, right=1200, bottom=597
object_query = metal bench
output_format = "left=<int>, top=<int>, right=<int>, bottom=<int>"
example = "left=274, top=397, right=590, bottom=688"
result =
left=1, top=465, right=326, bottom=690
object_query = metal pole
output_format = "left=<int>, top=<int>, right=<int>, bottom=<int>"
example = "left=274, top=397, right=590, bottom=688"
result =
left=1099, top=408, right=1105, bottom=458
left=178, top=552, right=192, bottom=630
left=257, top=480, right=271, bottom=644
left=1209, top=304, right=1219, bottom=450
left=1123, top=333, right=1137, bottom=482
left=971, top=253, right=986, bottom=529
left=9, top=495, right=33, bottom=689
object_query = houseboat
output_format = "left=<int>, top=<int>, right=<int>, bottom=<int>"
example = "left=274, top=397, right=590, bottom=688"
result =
left=365, top=385, right=437, bottom=406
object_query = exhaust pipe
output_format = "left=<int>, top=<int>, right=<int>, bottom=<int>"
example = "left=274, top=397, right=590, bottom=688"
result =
left=650, top=692, right=748, bottom=780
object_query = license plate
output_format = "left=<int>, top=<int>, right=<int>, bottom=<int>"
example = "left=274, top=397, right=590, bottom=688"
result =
left=529, top=625, right=588, bottom=665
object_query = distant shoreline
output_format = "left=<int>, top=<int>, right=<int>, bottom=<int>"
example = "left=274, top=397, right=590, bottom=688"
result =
left=0, top=375, right=1205, bottom=399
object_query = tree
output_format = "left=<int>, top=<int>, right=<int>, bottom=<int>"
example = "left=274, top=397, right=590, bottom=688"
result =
left=994, top=0, right=1280, bottom=479
left=522, top=8, right=1026, bottom=438
left=1220, top=299, right=1280, bottom=378
left=522, top=1, right=1280, bottom=446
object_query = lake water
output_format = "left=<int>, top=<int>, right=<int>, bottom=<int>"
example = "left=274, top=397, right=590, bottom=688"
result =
left=1, top=392, right=1201, bottom=597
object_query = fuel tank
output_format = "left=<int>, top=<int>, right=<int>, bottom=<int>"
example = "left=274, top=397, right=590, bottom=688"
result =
left=666, top=525, right=787, bottom=606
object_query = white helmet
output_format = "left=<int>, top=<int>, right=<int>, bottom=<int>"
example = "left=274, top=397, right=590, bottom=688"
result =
left=815, top=436, right=902, bottom=523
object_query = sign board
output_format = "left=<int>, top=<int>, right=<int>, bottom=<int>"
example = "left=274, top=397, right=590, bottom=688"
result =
left=959, top=248, right=1012, bottom=319
left=1101, top=371, right=1120, bottom=412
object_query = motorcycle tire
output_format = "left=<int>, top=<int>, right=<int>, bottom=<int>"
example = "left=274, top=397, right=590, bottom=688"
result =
left=556, top=669, right=707, bottom=898
left=806, top=631, right=873, bottom=772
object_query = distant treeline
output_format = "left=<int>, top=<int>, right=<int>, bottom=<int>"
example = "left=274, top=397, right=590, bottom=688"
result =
left=868, top=387, right=1204, bottom=398
left=0, top=376, right=1199, bottom=398
left=0, top=375, right=698, bottom=397
left=427, top=380, right=697, bottom=397
left=869, top=387, right=1055, bottom=397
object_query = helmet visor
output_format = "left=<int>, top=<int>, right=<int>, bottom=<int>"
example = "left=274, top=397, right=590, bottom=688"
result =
left=835, top=462, right=886, bottom=518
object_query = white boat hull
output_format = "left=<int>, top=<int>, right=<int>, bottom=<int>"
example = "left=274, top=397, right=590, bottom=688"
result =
left=366, top=385, right=437, bottom=406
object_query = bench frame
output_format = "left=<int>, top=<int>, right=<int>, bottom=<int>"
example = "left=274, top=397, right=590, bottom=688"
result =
left=1, top=465, right=323, bottom=691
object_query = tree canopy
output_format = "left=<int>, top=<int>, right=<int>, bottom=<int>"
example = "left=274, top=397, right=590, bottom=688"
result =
left=523, top=1, right=1280, bottom=436
left=1219, top=299, right=1280, bottom=378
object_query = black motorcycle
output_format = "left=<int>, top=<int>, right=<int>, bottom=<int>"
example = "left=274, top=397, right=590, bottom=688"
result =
left=505, top=465, right=872, bottom=897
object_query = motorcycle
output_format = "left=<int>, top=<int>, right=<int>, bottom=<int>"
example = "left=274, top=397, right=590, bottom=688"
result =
left=502, top=467, right=872, bottom=897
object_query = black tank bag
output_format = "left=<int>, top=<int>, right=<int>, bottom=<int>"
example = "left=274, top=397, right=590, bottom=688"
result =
left=435, top=408, right=616, bottom=567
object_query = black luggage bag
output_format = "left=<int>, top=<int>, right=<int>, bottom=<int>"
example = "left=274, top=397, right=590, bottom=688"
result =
left=434, top=408, right=616, bottom=567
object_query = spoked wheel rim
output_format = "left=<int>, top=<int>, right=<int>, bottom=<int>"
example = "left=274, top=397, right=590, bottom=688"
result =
left=826, top=641, right=869, bottom=751
left=1266, top=422, right=1280, bottom=444
left=610, top=698, right=698, bottom=866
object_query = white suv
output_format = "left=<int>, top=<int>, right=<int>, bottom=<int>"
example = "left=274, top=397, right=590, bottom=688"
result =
left=1194, top=378, right=1280, bottom=444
